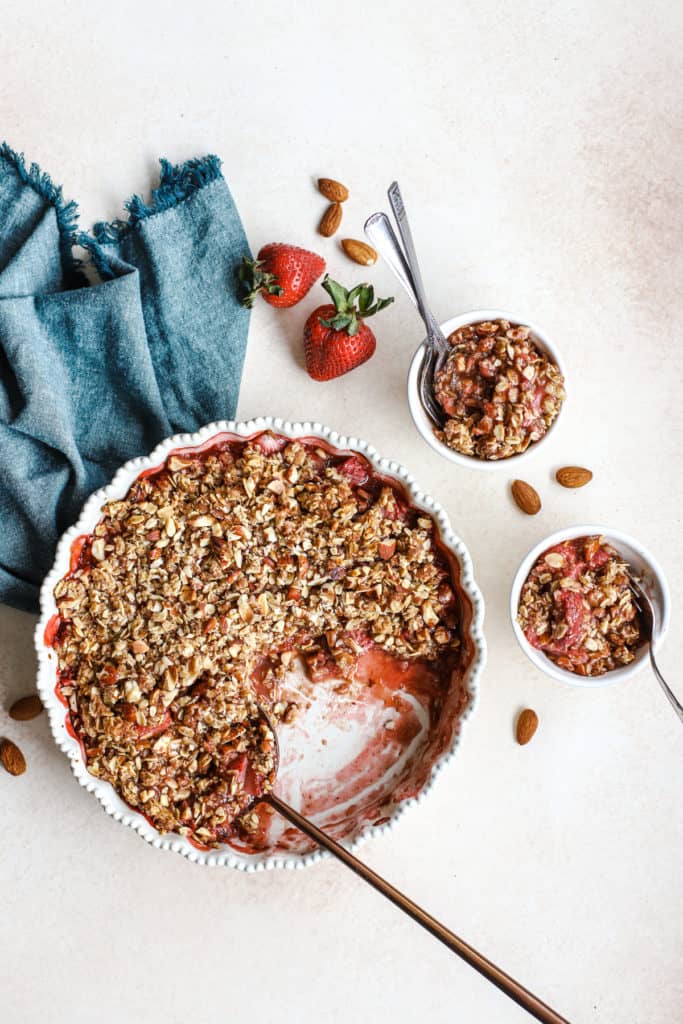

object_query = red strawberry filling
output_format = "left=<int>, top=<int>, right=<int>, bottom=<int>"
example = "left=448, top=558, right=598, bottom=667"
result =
left=254, top=432, right=287, bottom=454
left=336, top=455, right=370, bottom=486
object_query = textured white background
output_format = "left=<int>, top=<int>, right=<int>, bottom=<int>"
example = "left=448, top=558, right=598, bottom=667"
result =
left=1, top=2, right=682, bottom=1022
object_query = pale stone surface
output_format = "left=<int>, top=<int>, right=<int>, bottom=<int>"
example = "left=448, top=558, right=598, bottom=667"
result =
left=1, top=1, right=682, bottom=1021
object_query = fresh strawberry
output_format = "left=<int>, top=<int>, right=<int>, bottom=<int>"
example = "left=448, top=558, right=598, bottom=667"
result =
left=238, top=244, right=325, bottom=308
left=303, top=275, right=393, bottom=381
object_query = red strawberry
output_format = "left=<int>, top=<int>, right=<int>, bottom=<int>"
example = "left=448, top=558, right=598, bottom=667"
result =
left=238, top=244, right=325, bottom=308
left=304, top=276, right=394, bottom=381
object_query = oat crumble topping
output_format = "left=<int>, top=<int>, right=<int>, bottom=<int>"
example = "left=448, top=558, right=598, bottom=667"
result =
left=434, top=319, right=565, bottom=460
left=50, top=434, right=463, bottom=846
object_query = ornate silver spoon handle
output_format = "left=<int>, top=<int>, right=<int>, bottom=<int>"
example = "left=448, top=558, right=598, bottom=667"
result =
left=387, top=181, right=447, bottom=346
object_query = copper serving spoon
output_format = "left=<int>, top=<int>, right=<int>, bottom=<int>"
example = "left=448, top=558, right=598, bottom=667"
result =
left=244, top=708, right=572, bottom=1024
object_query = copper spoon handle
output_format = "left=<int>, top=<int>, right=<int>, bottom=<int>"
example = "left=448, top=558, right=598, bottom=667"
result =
left=266, top=793, right=571, bottom=1024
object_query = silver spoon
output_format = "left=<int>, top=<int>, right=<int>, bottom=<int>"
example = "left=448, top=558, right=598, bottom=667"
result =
left=628, top=578, right=683, bottom=723
left=364, top=182, right=450, bottom=427
left=241, top=706, right=572, bottom=1024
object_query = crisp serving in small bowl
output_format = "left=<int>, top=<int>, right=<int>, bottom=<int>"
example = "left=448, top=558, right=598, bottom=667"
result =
left=510, top=525, right=670, bottom=687
left=408, top=310, right=567, bottom=471
left=36, top=418, right=485, bottom=870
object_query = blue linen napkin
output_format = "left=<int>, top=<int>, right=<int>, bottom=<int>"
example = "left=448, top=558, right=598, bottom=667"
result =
left=0, top=144, right=251, bottom=612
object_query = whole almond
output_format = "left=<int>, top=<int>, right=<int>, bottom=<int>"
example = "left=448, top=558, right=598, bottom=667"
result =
left=511, top=479, right=541, bottom=515
left=9, top=694, right=43, bottom=721
left=1, top=738, right=26, bottom=776
left=341, top=239, right=378, bottom=266
left=516, top=708, right=539, bottom=746
left=318, top=178, right=349, bottom=203
left=318, top=202, right=343, bottom=237
left=556, top=466, right=593, bottom=488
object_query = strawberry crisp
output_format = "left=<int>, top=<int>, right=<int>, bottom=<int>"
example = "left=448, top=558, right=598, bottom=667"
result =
left=517, top=536, right=644, bottom=676
left=49, top=433, right=464, bottom=847
left=434, top=319, right=565, bottom=460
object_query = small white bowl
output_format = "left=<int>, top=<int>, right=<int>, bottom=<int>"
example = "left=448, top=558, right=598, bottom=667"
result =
left=510, top=524, right=671, bottom=687
left=407, top=309, right=568, bottom=471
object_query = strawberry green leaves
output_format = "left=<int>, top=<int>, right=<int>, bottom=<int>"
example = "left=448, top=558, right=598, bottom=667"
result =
left=237, top=255, right=284, bottom=308
left=319, top=275, right=393, bottom=336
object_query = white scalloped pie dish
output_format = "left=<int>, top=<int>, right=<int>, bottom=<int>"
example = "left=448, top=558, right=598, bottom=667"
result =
left=35, top=417, right=486, bottom=870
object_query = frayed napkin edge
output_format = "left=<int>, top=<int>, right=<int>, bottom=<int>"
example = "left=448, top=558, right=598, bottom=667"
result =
left=0, top=141, right=81, bottom=282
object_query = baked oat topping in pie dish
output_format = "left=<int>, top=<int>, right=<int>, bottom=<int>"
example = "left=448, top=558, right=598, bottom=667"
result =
left=433, top=319, right=566, bottom=460
left=517, top=535, right=645, bottom=677
left=43, top=427, right=482, bottom=856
